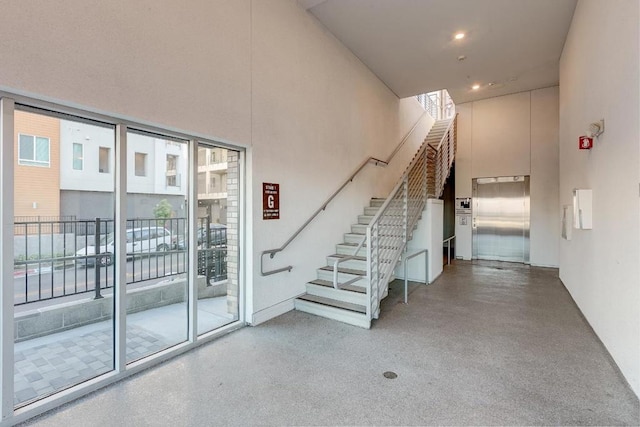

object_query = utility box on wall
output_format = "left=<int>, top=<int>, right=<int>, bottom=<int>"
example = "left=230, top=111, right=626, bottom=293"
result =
left=455, top=197, right=473, bottom=260
left=573, top=189, right=593, bottom=229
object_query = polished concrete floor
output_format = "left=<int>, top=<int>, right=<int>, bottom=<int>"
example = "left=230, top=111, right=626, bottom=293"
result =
left=21, top=261, right=640, bottom=426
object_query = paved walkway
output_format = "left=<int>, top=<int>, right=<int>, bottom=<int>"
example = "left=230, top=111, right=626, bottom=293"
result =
left=14, top=297, right=235, bottom=407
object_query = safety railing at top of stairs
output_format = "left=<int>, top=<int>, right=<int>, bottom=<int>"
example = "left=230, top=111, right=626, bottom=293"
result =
left=260, top=111, right=427, bottom=277
left=416, top=90, right=456, bottom=121
left=431, top=114, right=458, bottom=198
left=365, top=113, right=457, bottom=320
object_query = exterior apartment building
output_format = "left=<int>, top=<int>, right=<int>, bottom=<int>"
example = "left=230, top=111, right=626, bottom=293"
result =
left=197, top=146, right=228, bottom=224
left=13, top=111, right=60, bottom=221
left=13, top=116, right=204, bottom=223
left=59, top=120, right=190, bottom=220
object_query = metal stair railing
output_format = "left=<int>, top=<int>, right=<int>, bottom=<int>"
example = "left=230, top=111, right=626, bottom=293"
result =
left=431, top=115, right=457, bottom=198
left=260, top=111, right=427, bottom=276
left=416, top=90, right=456, bottom=120
left=366, top=114, right=457, bottom=321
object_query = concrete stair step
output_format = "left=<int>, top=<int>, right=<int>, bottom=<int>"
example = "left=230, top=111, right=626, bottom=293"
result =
left=294, top=294, right=369, bottom=328
left=327, top=253, right=367, bottom=271
left=351, top=223, right=367, bottom=234
left=344, top=232, right=365, bottom=244
left=369, top=198, right=386, bottom=207
left=364, top=206, right=380, bottom=216
left=336, top=243, right=367, bottom=257
left=359, top=213, right=408, bottom=225
left=317, top=265, right=365, bottom=282
left=305, top=279, right=367, bottom=305
left=308, top=279, right=366, bottom=294
left=426, top=135, right=446, bottom=142
left=427, top=130, right=447, bottom=136
left=358, top=214, right=374, bottom=225
left=365, top=206, right=407, bottom=216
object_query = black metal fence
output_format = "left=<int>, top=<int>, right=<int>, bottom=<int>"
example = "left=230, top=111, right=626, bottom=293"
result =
left=13, top=217, right=227, bottom=306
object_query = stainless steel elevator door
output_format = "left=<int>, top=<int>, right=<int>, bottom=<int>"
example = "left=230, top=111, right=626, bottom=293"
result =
left=472, top=176, right=530, bottom=263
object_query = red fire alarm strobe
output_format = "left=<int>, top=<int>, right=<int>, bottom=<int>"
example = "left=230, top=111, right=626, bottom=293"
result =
left=579, top=136, right=593, bottom=149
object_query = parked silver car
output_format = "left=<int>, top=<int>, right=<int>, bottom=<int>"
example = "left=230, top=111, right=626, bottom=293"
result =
left=76, top=226, right=172, bottom=266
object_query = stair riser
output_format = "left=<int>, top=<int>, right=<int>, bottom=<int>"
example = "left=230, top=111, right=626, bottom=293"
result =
left=344, top=233, right=365, bottom=244
left=364, top=207, right=379, bottom=216
left=369, top=199, right=385, bottom=208
left=294, top=299, right=370, bottom=329
left=326, top=256, right=367, bottom=271
left=317, top=269, right=365, bottom=283
left=364, top=207, right=407, bottom=216
left=351, top=224, right=367, bottom=234
left=359, top=214, right=409, bottom=225
left=358, top=215, right=373, bottom=225
left=336, top=245, right=367, bottom=257
left=305, top=283, right=367, bottom=306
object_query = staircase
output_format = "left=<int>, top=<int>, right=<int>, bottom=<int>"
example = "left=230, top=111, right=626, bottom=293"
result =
left=426, top=119, right=457, bottom=197
left=294, top=116, right=457, bottom=328
left=294, top=198, right=384, bottom=329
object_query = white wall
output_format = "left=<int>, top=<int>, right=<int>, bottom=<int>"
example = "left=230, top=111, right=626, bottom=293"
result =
left=454, top=88, right=560, bottom=267
left=559, top=0, right=640, bottom=396
left=249, top=0, right=429, bottom=319
left=0, top=1, right=428, bottom=322
left=396, top=199, right=444, bottom=284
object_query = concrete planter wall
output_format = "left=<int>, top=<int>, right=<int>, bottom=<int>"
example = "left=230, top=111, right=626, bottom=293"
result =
left=14, top=276, right=226, bottom=342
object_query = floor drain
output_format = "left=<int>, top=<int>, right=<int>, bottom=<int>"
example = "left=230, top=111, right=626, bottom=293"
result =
left=383, top=371, right=397, bottom=379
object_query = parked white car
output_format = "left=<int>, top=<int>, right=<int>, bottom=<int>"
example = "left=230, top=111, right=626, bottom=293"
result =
left=75, top=227, right=172, bottom=267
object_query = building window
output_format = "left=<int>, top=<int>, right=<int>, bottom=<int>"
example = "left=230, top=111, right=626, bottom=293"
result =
left=166, top=155, right=178, bottom=187
left=99, top=147, right=110, bottom=173
left=166, top=154, right=177, bottom=172
left=18, top=134, right=50, bottom=167
left=135, top=152, right=147, bottom=176
left=209, top=175, right=216, bottom=192
left=210, top=151, right=217, bottom=163
left=72, top=143, right=83, bottom=170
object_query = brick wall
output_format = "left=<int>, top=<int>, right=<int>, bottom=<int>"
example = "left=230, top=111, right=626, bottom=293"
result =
left=225, top=151, right=239, bottom=315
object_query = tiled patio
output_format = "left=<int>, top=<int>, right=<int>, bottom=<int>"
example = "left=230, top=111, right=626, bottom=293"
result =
left=13, top=297, right=235, bottom=407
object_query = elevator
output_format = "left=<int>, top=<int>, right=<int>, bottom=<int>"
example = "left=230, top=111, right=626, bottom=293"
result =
left=472, top=176, right=530, bottom=263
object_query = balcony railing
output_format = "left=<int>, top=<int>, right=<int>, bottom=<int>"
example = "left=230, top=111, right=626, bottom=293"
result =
left=12, top=217, right=227, bottom=306
left=416, top=89, right=455, bottom=120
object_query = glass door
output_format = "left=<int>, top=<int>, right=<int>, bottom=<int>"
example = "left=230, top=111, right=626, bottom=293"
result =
left=13, top=109, right=116, bottom=407
left=125, top=130, right=189, bottom=363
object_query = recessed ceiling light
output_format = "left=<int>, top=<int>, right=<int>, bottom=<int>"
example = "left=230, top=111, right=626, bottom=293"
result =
left=457, top=55, right=466, bottom=61
left=472, top=84, right=480, bottom=90
left=454, top=32, right=465, bottom=40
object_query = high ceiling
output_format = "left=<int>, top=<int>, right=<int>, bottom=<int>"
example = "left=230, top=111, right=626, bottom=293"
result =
left=299, top=0, right=577, bottom=104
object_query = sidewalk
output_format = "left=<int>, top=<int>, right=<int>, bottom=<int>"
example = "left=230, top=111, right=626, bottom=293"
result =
left=14, top=297, right=235, bottom=407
